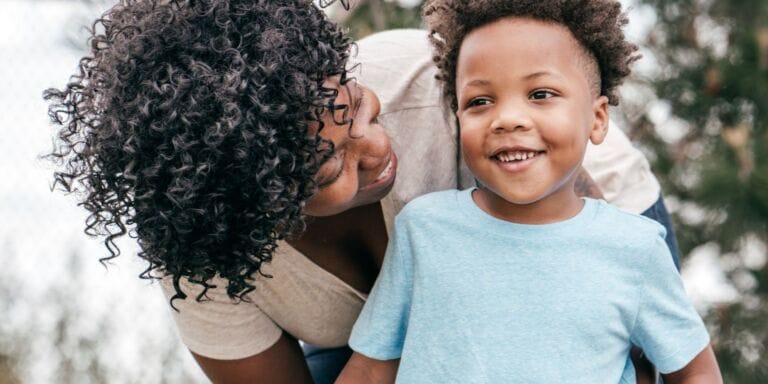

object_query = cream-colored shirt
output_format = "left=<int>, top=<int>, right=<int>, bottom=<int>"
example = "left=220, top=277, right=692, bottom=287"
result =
left=161, top=29, right=660, bottom=359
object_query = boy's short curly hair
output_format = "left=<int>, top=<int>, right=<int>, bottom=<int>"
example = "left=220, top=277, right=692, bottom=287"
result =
left=423, top=0, right=640, bottom=110
left=45, top=0, right=352, bottom=303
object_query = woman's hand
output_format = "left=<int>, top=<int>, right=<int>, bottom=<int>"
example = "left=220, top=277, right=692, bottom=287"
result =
left=662, top=345, right=723, bottom=384
left=574, top=167, right=605, bottom=200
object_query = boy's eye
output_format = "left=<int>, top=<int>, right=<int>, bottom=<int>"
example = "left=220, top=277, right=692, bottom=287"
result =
left=530, top=90, right=555, bottom=100
left=465, top=97, right=493, bottom=108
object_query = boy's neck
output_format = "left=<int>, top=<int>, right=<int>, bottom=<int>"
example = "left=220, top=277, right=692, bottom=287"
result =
left=471, top=183, right=585, bottom=225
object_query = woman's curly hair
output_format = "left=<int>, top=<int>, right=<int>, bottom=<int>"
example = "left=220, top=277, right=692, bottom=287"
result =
left=423, top=0, right=640, bottom=110
left=45, top=0, right=354, bottom=303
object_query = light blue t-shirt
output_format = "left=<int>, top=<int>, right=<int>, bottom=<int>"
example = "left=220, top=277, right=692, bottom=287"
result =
left=349, top=189, right=710, bottom=383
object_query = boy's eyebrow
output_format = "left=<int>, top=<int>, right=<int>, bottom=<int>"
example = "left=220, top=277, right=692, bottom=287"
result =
left=458, top=79, right=492, bottom=91
left=461, top=71, right=563, bottom=89
left=465, top=79, right=491, bottom=87
left=522, top=70, right=563, bottom=81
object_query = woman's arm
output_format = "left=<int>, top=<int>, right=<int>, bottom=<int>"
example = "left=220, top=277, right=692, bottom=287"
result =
left=192, top=332, right=314, bottom=384
left=335, top=352, right=399, bottom=384
left=661, top=345, right=722, bottom=384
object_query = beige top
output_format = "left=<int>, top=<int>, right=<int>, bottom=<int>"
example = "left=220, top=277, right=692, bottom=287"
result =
left=160, top=29, right=661, bottom=360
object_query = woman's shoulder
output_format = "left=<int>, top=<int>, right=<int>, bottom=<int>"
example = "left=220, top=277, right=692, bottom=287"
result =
left=356, top=29, right=429, bottom=55
left=159, top=242, right=366, bottom=358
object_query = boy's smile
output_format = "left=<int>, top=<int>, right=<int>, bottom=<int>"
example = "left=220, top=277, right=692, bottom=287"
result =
left=455, top=17, right=609, bottom=224
left=491, top=146, right=546, bottom=173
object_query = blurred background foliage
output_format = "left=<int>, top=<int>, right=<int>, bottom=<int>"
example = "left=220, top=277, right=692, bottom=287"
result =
left=2, top=0, right=764, bottom=382
left=627, top=0, right=768, bottom=381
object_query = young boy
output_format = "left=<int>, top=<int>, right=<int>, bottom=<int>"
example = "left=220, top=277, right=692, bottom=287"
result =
left=337, top=0, right=721, bottom=383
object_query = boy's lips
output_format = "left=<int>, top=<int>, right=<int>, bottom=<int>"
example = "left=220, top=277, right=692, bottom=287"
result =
left=490, top=146, right=545, bottom=172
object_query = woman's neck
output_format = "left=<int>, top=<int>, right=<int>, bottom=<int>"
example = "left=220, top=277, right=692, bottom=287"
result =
left=287, top=202, right=388, bottom=293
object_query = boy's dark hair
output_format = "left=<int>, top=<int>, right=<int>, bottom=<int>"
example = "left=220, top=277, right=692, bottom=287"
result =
left=423, top=0, right=640, bottom=110
left=44, top=0, right=352, bottom=304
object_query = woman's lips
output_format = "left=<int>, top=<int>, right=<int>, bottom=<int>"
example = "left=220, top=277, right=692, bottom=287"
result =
left=360, top=151, right=397, bottom=191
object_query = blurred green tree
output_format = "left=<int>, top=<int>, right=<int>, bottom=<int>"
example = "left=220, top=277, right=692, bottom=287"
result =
left=330, top=0, right=423, bottom=39
left=630, top=0, right=768, bottom=381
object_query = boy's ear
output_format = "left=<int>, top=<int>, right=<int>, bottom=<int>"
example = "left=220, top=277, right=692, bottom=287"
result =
left=589, top=95, right=609, bottom=145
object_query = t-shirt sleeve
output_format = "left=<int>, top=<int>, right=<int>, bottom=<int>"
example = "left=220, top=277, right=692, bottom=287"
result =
left=629, top=234, right=710, bottom=374
left=348, top=215, right=414, bottom=360
left=159, top=275, right=283, bottom=360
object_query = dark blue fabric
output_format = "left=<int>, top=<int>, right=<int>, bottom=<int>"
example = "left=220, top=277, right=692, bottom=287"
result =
left=302, top=343, right=352, bottom=384
left=640, top=195, right=681, bottom=271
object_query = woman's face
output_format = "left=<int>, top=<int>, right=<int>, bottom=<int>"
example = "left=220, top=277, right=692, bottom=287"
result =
left=303, top=78, right=397, bottom=217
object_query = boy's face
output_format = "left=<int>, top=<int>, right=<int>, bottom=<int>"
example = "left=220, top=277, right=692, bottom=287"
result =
left=455, top=17, right=609, bottom=222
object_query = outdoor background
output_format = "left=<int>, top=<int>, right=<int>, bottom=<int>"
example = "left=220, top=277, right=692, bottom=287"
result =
left=0, top=0, right=765, bottom=383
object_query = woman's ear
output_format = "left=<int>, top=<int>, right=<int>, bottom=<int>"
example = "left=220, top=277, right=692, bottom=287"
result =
left=589, top=95, right=609, bottom=145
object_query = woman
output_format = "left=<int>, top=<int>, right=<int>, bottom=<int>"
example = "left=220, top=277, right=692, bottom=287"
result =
left=46, top=1, right=671, bottom=383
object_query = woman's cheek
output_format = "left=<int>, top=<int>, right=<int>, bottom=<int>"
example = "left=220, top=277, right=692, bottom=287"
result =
left=303, top=175, right=359, bottom=217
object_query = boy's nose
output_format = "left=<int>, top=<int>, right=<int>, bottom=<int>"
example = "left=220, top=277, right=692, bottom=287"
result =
left=491, top=103, right=533, bottom=133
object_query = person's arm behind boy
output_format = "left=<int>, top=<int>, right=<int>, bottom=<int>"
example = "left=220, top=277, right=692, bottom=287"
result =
left=335, top=353, right=399, bottom=384
left=662, top=345, right=722, bottom=384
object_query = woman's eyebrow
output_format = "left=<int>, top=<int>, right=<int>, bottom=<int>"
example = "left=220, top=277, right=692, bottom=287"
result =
left=340, top=81, right=364, bottom=137
left=330, top=81, right=359, bottom=127
left=522, top=70, right=563, bottom=81
left=350, top=81, right=364, bottom=115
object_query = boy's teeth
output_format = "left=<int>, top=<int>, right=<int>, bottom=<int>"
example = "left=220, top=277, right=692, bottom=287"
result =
left=496, top=151, right=538, bottom=162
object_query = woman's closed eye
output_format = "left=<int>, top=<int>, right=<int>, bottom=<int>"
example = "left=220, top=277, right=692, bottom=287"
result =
left=317, top=151, right=345, bottom=188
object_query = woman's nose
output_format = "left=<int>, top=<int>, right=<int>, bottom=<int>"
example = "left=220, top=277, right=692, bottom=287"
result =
left=349, top=87, right=381, bottom=137
left=352, top=88, right=389, bottom=170
left=355, top=121, right=390, bottom=171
